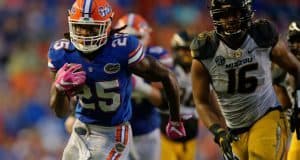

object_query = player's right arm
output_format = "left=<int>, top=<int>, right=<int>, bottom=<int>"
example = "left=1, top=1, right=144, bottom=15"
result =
left=190, top=33, right=236, bottom=159
left=191, top=59, right=224, bottom=129
left=190, top=32, right=225, bottom=130
left=48, top=39, right=84, bottom=118
left=49, top=71, right=71, bottom=118
left=191, top=58, right=238, bottom=159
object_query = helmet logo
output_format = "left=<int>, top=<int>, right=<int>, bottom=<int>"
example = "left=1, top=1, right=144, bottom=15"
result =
left=98, top=5, right=112, bottom=17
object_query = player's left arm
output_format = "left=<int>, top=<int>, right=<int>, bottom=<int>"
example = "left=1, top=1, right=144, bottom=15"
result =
left=271, top=40, right=300, bottom=138
left=49, top=71, right=71, bottom=118
left=130, top=55, right=181, bottom=121
left=271, top=40, right=300, bottom=90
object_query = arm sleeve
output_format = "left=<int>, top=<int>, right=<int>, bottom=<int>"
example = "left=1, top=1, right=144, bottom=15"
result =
left=127, top=36, right=145, bottom=66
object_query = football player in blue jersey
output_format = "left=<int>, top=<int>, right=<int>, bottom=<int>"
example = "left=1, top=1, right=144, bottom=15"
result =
left=191, top=0, right=300, bottom=160
left=114, top=13, right=174, bottom=160
left=47, top=0, right=186, bottom=159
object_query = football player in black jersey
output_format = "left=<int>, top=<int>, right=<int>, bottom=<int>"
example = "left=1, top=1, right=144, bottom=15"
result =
left=287, top=21, right=300, bottom=160
left=190, top=0, right=300, bottom=159
left=160, top=31, right=198, bottom=160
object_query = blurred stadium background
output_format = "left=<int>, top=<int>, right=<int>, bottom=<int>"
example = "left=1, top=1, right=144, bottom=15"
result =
left=0, top=0, right=298, bottom=159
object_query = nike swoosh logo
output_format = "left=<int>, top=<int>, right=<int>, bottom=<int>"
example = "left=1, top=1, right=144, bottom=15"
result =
left=247, top=47, right=258, bottom=54
left=170, top=127, right=183, bottom=136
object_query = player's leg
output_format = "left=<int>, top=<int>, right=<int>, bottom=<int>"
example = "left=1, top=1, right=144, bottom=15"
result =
left=132, top=128, right=160, bottom=160
left=287, top=132, right=300, bottom=160
left=96, top=122, right=132, bottom=160
left=160, top=134, right=180, bottom=160
left=64, top=115, right=76, bottom=134
left=63, top=119, right=132, bottom=160
left=128, top=138, right=140, bottom=160
left=178, top=139, right=197, bottom=160
left=62, top=119, right=92, bottom=160
left=248, top=109, right=288, bottom=160
left=231, top=132, right=249, bottom=160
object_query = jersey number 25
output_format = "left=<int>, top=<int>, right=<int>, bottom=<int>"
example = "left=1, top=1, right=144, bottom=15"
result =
left=78, top=80, right=121, bottom=112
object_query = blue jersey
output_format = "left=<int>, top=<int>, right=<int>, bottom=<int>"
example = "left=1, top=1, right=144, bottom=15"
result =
left=130, top=46, right=171, bottom=136
left=48, top=34, right=144, bottom=126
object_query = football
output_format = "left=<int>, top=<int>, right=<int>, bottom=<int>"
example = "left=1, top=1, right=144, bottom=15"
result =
left=64, top=63, right=86, bottom=96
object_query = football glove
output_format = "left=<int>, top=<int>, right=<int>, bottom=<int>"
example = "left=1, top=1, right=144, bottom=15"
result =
left=55, top=63, right=86, bottom=96
left=209, top=124, right=239, bottom=160
left=166, top=120, right=186, bottom=139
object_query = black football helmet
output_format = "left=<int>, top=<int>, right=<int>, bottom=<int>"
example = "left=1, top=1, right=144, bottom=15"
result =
left=171, top=30, right=194, bottom=71
left=288, top=21, right=300, bottom=60
left=210, top=0, right=253, bottom=37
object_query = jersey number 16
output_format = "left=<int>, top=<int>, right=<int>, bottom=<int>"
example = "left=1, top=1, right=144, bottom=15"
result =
left=226, top=63, right=258, bottom=94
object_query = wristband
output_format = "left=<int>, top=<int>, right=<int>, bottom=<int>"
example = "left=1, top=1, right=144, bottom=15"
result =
left=209, top=124, right=226, bottom=144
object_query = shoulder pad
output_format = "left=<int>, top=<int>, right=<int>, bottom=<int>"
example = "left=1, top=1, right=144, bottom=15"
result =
left=110, top=34, right=143, bottom=66
left=249, top=19, right=279, bottom=48
left=190, top=31, right=219, bottom=60
left=50, top=39, right=75, bottom=52
left=48, top=39, right=74, bottom=71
